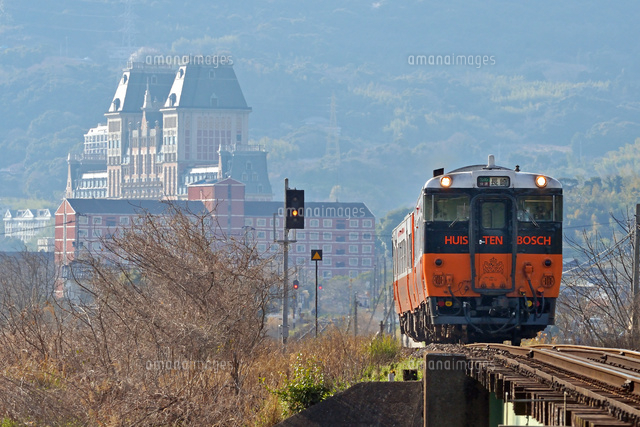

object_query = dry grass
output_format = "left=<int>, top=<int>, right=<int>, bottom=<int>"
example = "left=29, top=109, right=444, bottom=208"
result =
left=0, top=209, right=403, bottom=426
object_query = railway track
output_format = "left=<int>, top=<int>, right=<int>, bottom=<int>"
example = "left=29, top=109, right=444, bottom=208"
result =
left=465, top=344, right=640, bottom=426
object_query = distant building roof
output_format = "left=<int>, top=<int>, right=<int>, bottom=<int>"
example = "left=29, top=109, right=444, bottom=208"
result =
left=244, top=201, right=374, bottom=218
left=63, top=199, right=207, bottom=216
left=108, top=64, right=175, bottom=114
left=163, top=65, right=250, bottom=110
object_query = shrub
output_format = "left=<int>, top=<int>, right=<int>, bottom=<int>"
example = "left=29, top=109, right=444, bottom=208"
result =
left=367, top=334, right=401, bottom=366
left=271, top=353, right=333, bottom=415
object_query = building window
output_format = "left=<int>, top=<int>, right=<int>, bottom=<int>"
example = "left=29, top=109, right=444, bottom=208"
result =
left=363, top=233, right=372, bottom=240
left=349, top=245, right=358, bottom=253
left=349, top=232, right=358, bottom=241
left=78, top=216, right=88, bottom=225
left=244, top=218, right=253, bottom=226
left=297, top=257, right=306, bottom=265
left=349, top=271, right=358, bottom=279
left=257, top=231, right=266, bottom=239
left=322, top=244, right=332, bottom=253
left=93, top=229, right=102, bottom=238
left=258, top=243, right=267, bottom=252
left=119, top=217, right=130, bottom=225
left=78, top=229, right=88, bottom=238
left=350, top=219, right=359, bottom=227
left=362, top=245, right=372, bottom=254
left=92, top=217, right=102, bottom=225
left=349, top=258, right=358, bottom=266
left=363, top=219, right=373, bottom=227
left=323, top=232, right=332, bottom=240
left=257, top=218, right=267, bottom=227
left=297, top=231, right=306, bottom=239
left=310, top=219, right=319, bottom=228
left=323, top=258, right=332, bottom=266
left=309, top=232, right=319, bottom=241
left=337, top=220, right=346, bottom=230
left=323, top=271, right=332, bottom=279
left=296, top=244, right=306, bottom=253
left=323, top=219, right=332, bottom=227
left=362, top=258, right=372, bottom=267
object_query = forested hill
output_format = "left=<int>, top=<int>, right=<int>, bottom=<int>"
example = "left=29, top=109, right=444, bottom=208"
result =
left=1, top=0, right=640, bottom=217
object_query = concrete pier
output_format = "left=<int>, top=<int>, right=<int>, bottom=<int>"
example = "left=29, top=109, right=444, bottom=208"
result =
left=424, top=352, right=489, bottom=427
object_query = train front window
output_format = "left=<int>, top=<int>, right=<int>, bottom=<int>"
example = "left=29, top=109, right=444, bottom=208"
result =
left=431, top=195, right=470, bottom=222
left=480, top=201, right=506, bottom=229
left=517, top=196, right=558, bottom=222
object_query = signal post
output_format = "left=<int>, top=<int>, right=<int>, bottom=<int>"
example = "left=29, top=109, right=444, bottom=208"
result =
left=278, top=179, right=304, bottom=346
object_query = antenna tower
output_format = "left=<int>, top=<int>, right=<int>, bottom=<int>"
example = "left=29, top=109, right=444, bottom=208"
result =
left=325, top=93, right=341, bottom=167
left=121, top=0, right=137, bottom=49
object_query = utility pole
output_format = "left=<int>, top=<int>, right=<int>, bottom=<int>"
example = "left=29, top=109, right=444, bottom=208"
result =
left=354, top=292, right=358, bottom=337
left=633, top=204, right=640, bottom=343
left=282, top=208, right=290, bottom=346
left=281, top=179, right=290, bottom=345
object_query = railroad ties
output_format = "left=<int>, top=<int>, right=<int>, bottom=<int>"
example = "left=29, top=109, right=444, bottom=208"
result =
left=465, top=344, right=640, bottom=426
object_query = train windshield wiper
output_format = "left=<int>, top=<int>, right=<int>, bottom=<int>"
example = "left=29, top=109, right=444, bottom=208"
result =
left=449, top=217, right=467, bottom=228
left=520, top=210, right=540, bottom=228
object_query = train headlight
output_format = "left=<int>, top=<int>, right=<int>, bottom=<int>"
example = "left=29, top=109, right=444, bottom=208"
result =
left=535, top=175, right=548, bottom=188
left=440, top=176, right=452, bottom=188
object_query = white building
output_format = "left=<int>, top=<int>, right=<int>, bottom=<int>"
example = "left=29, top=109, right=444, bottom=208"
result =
left=3, top=209, right=52, bottom=243
left=83, top=124, right=108, bottom=157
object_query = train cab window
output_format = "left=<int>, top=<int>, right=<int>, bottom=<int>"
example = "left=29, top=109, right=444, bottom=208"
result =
left=481, top=201, right=506, bottom=229
left=517, top=196, right=556, bottom=222
left=431, top=195, right=470, bottom=222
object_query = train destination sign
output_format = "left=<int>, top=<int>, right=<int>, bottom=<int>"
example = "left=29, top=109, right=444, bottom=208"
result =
left=477, top=176, right=510, bottom=187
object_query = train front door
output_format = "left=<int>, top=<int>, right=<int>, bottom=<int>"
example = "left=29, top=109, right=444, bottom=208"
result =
left=470, top=196, right=516, bottom=294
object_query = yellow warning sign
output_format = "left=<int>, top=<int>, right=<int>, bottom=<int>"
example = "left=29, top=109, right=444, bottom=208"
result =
left=311, top=249, right=323, bottom=261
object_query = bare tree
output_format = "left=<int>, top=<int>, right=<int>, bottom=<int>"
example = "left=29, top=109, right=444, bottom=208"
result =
left=0, top=202, right=282, bottom=425
left=557, top=212, right=637, bottom=348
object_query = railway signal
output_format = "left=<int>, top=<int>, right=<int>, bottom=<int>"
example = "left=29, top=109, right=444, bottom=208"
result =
left=285, top=189, right=304, bottom=229
left=293, top=279, right=299, bottom=290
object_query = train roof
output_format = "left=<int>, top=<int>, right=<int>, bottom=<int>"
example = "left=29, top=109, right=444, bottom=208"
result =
left=424, top=156, right=562, bottom=191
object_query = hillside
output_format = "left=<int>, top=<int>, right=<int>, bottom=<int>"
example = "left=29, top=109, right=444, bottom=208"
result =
left=1, top=0, right=639, bottom=216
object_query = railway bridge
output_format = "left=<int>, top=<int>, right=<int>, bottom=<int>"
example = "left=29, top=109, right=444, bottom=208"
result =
left=279, top=344, right=640, bottom=426
left=457, top=344, right=640, bottom=426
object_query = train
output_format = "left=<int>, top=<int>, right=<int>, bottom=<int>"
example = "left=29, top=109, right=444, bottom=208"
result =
left=392, top=156, right=562, bottom=345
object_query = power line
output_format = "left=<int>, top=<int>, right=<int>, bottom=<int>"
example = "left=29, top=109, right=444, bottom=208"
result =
left=1, top=220, right=74, bottom=238
left=562, top=230, right=633, bottom=275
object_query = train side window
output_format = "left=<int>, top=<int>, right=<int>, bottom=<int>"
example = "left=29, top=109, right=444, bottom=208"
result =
left=518, top=196, right=554, bottom=222
left=433, top=195, right=469, bottom=222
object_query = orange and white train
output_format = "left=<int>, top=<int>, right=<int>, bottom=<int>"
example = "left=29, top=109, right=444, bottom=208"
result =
left=392, top=156, right=562, bottom=344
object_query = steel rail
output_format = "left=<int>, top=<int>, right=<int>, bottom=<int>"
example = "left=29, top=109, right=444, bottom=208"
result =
left=530, top=344, right=640, bottom=360
left=535, top=347, right=640, bottom=373
left=467, top=343, right=640, bottom=395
